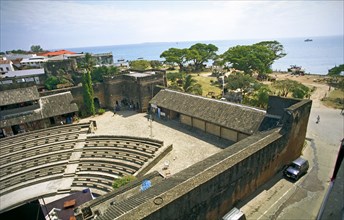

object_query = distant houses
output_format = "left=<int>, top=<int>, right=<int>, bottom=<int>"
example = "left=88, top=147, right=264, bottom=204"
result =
left=0, top=50, right=114, bottom=87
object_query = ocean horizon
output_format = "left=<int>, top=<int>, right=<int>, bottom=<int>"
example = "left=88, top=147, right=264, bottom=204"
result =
left=63, top=35, right=343, bottom=75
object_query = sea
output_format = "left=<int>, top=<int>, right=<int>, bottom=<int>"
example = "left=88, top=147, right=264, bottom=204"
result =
left=66, top=35, right=343, bottom=75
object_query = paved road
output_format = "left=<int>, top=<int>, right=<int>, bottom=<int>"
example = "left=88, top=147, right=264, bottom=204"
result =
left=240, top=84, right=344, bottom=219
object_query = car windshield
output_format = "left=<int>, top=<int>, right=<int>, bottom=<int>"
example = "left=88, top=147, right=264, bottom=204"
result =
left=290, top=163, right=301, bottom=170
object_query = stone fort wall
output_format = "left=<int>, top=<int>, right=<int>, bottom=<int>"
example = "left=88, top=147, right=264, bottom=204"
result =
left=40, top=74, right=165, bottom=113
left=91, top=98, right=311, bottom=220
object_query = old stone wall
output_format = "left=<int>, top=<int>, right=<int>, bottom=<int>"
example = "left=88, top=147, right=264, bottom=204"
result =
left=113, top=98, right=312, bottom=220
left=38, top=73, right=165, bottom=112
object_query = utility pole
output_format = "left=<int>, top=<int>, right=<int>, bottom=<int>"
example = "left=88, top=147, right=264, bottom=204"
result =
left=149, top=114, right=153, bottom=138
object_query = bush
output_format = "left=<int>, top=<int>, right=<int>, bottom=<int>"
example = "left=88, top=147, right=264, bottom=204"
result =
left=98, top=108, right=106, bottom=115
left=112, top=175, right=136, bottom=189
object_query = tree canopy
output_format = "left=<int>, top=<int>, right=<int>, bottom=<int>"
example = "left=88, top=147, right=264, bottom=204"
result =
left=328, top=64, right=344, bottom=76
left=222, top=41, right=285, bottom=76
left=92, top=66, right=119, bottom=82
left=272, top=79, right=310, bottom=99
left=160, top=48, right=189, bottom=72
left=30, top=45, right=44, bottom=53
left=160, top=43, right=218, bottom=72
left=187, top=43, right=218, bottom=72
left=129, top=60, right=151, bottom=71
left=254, top=41, right=286, bottom=61
left=225, top=72, right=259, bottom=92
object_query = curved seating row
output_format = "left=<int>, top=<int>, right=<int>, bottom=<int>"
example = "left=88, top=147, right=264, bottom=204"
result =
left=0, top=122, right=91, bottom=197
left=70, top=136, right=164, bottom=195
left=82, top=147, right=152, bottom=160
left=0, top=151, right=72, bottom=177
left=0, top=122, right=90, bottom=146
left=77, top=161, right=138, bottom=176
left=85, top=135, right=163, bottom=151
left=1, top=132, right=79, bottom=152
left=71, top=174, right=114, bottom=195
left=0, top=163, right=67, bottom=195
left=0, top=141, right=76, bottom=165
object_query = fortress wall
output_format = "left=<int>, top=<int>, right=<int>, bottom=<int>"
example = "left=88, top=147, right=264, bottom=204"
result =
left=115, top=99, right=312, bottom=220
left=104, top=77, right=127, bottom=109
left=137, top=76, right=165, bottom=112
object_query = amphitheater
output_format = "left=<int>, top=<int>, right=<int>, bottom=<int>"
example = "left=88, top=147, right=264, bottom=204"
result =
left=0, top=120, right=172, bottom=213
left=0, top=90, right=312, bottom=220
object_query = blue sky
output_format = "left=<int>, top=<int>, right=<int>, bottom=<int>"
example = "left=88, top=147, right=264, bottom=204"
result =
left=1, top=0, right=343, bottom=51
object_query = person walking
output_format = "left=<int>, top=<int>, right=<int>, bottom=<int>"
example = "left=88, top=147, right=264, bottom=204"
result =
left=316, top=115, right=320, bottom=124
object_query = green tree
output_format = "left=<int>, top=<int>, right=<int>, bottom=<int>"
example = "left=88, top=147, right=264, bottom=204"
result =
left=182, top=74, right=202, bottom=95
left=272, top=79, right=295, bottom=97
left=225, top=72, right=259, bottom=93
left=44, top=75, right=59, bottom=90
left=272, top=79, right=310, bottom=98
left=166, top=71, right=184, bottom=83
left=168, top=74, right=202, bottom=95
left=222, top=42, right=281, bottom=75
left=30, top=45, right=44, bottom=53
left=254, top=41, right=286, bottom=61
left=150, top=60, right=162, bottom=69
left=112, top=175, right=136, bottom=189
left=328, top=64, right=344, bottom=76
left=81, top=53, right=96, bottom=116
left=160, top=48, right=189, bottom=72
left=92, top=66, right=119, bottom=82
left=187, top=43, right=218, bottom=72
left=291, top=83, right=310, bottom=99
left=129, top=60, right=151, bottom=71
left=250, top=85, right=271, bottom=108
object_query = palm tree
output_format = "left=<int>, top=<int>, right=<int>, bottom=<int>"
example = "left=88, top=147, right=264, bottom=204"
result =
left=182, top=74, right=202, bottom=95
left=169, top=74, right=202, bottom=95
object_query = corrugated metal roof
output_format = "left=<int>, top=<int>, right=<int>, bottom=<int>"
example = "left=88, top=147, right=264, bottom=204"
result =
left=5, top=68, right=45, bottom=78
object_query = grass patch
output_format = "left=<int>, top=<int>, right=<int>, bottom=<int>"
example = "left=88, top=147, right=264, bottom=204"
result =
left=190, top=72, right=223, bottom=97
left=322, top=89, right=344, bottom=109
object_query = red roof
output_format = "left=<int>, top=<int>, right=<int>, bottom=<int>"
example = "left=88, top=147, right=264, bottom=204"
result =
left=0, top=60, right=12, bottom=64
left=40, top=50, right=76, bottom=57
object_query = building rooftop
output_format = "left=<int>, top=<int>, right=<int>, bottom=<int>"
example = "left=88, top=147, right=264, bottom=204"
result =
left=0, top=90, right=79, bottom=127
left=150, top=89, right=266, bottom=135
left=43, top=189, right=93, bottom=220
left=40, top=50, right=76, bottom=57
left=0, top=86, right=39, bottom=106
left=4, top=68, right=45, bottom=78
left=0, top=60, right=12, bottom=64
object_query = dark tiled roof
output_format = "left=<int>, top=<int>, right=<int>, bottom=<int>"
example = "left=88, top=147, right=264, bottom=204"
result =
left=150, top=89, right=266, bottom=134
left=0, top=92, right=79, bottom=127
left=0, top=86, right=39, bottom=106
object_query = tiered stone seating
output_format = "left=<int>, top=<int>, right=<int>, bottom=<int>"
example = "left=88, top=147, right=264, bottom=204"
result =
left=0, top=123, right=89, bottom=146
left=71, top=135, right=164, bottom=195
left=0, top=162, right=67, bottom=194
left=0, top=122, right=90, bottom=196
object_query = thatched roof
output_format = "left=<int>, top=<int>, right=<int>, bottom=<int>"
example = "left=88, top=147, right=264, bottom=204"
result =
left=150, top=89, right=266, bottom=134
left=0, top=86, right=39, bottom=106
left=1, top=92, right=78, bottom=127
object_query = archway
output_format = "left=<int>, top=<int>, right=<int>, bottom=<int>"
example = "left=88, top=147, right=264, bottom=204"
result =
left=93, top=98, right=100, bottom=109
